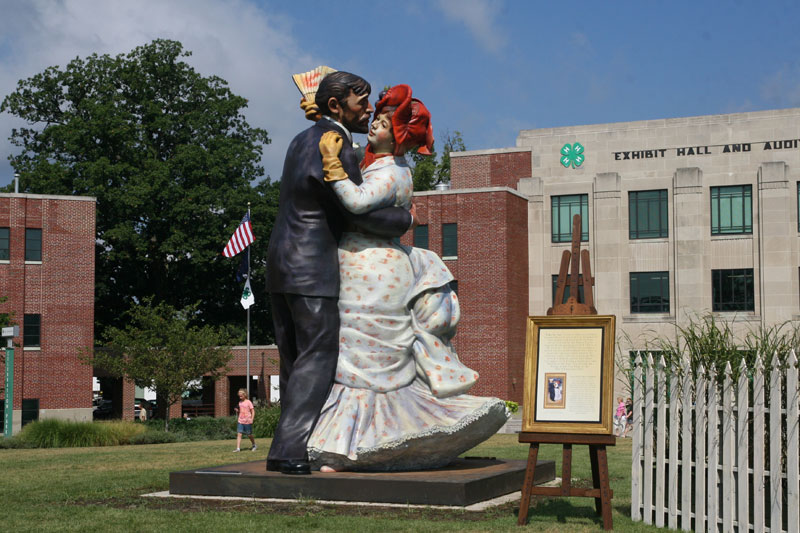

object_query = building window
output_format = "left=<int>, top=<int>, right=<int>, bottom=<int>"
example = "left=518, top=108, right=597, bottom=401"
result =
left=0, top=227, right=8, bottom=260
left=23, top=314, right=40, bottom=347
left=450, top=280, right=458, bottom=295
left=25, top=228, right=42, bottom=261
left=629, top=190, right=668, bottom=239
left=414, top=225, right=429, bottom=249
left=711, top=185, right=752, bottom=235
left=552, top=194, right=588, bottom=243
left=442, top=223, right=457, bottom=258
left=552, top=274, right=584, bottom=305
left=21, top=399, right=39, bottom=427
left=629, top=272, right=670, bottom=313
left=712, top=269, right=754, bottom=312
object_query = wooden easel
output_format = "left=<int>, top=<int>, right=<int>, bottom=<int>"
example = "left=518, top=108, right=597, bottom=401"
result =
left=517, top=214, right=615, bottom=530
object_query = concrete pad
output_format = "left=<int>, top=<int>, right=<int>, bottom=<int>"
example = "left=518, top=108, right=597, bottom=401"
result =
left=169, top=457, right=556, bottom=507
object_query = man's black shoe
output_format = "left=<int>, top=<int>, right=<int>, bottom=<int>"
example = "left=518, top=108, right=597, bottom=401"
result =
left=266, top=459, right=311, bottom=475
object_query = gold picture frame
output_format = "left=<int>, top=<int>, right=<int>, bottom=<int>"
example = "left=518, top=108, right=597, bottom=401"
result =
left=522, top=315, right=616, bottom=434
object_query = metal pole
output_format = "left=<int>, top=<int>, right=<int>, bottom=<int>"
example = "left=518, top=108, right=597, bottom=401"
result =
left=246, top=203, right=251, bottom=399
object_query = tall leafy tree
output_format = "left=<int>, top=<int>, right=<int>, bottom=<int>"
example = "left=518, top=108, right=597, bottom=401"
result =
left=409, top=130, right=466, bottom=191
left=87, top=299, right=233, bottom=431
left=1, top=39, right=277, bottom=343
left=435, top=130, right=466, bottom=184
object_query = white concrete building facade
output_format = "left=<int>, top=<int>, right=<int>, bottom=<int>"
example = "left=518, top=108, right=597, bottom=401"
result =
left=451, top=107, right=800, bottom=394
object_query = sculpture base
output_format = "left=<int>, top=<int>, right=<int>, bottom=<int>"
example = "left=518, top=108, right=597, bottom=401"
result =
left=169, top=457, right=555, bottom=507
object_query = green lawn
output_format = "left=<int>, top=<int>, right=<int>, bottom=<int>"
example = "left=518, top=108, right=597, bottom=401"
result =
left=0, top=434, right=669, bottom=532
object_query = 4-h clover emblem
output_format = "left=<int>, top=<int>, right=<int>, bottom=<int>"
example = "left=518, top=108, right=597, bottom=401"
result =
left=560, top=142, right=585, bottom=168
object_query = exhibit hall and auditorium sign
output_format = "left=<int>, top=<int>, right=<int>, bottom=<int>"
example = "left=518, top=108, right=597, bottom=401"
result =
left=522, top=315, right=616, bottom=435
left=612, top=138, right=800, bottom=161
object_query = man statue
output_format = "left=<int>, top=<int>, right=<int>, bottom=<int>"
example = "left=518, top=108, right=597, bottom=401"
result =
left=265, top=71, right=414, bottom=475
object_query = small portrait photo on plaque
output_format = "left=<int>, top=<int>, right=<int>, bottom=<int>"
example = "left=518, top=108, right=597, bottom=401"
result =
left=543, top=373, right=566, bottom=409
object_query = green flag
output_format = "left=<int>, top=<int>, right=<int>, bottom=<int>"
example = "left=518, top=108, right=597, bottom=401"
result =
left=240, top=279, right=255, bottom=309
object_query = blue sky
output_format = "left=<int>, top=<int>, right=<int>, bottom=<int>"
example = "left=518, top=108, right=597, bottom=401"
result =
left=1, top=0, right=799, bottom=187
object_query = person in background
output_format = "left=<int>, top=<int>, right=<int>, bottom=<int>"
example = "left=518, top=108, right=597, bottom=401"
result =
left=233, top=388, right=256, bottom=452
left=622, top=397, right=633, bottom=438
left=614, top=396, right=627, bottom=437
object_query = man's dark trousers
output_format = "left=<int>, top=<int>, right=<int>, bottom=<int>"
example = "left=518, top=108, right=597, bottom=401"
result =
left=267, top=293, right=339, bottom=461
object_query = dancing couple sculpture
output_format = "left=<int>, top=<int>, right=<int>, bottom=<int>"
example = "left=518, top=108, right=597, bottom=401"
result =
left=265, top=69, right=508, bottom=475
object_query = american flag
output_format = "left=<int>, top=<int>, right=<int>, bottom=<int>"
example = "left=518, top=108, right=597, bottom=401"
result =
left=222, top=212, right=255, bottom=258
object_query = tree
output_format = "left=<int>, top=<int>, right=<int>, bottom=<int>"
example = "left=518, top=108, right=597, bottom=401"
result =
left=0, top=296, right=12, bottom=330
left=408, top=145, right=438, bottom=192
left=86, top=298, right=233, bottom=431
left=409, top=130, right=466, bottom=191
left=1, top=39, right=278, bottom=343
left=435, top=130, right=466, bottom=184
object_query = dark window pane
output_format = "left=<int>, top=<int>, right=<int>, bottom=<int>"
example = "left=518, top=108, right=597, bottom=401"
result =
left=25, top=228, right=42, bottom=261
left=21, top=399, right=39, bottom=427
left=442, top=223, right=458, bottom=257
left=630, top=272, right=670, bottom=313
left=710, top=185, right=752, bottom=235
left=551, top=194, right=588, bottom=242
left=0, top=227, right=8, bottom=260
left=629, top=190, right=668, bottom=239
left=23, top=314, right=40, bottom=347
left=712, top=269, right=755, bottom=311
left=414, top=225, right=429, bottom=249
left=450, top=280, right=458, bottom=295
left=552, top=274, right=584, bottom=305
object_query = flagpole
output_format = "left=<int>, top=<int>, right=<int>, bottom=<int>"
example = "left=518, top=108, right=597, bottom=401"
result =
left=246, top=202, right=251, bottom=400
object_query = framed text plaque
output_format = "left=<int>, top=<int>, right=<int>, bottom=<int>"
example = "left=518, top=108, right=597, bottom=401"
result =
left=521, top=315, right=616, bottom=434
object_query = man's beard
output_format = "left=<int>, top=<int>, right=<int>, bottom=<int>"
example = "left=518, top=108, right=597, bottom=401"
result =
left=344, top=118, right=369, bottom=134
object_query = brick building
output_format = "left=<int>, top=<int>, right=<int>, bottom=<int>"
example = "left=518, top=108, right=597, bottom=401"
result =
left=0, top=193, right=96, bottom=433
left=398, top=149, right=531, bottom=403
left=113, top=345, right=280, bottom=421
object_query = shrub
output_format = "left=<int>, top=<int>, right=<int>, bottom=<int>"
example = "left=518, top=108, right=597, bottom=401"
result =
left=166, top=416, right=237, bottom=440
left=129, top=430, right=183, bottom=445
left=0, top=436, right=36, bottom=449
left=253, top=404, right=281, bottom=438
left=16, top=419, right=145, bottom=448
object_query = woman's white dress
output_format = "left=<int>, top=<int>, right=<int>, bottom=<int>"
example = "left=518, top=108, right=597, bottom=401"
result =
left=306, top=155, right=508, bottom=471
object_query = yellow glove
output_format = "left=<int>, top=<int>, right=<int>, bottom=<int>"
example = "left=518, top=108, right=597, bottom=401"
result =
left=300, top=98, right=321, bottom=122
left=320, top=131, right=348, bottom=182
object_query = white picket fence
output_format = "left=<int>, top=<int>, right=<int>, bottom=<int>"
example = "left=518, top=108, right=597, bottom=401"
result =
left=630, top=351, right=800, bottom=532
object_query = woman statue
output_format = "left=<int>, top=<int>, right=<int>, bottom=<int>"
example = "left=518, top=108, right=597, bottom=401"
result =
left=306, top=85, right=508, bottom=472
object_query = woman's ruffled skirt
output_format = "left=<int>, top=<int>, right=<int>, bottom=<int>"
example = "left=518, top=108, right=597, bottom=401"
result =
left=307, top=379, right=509, bottom=471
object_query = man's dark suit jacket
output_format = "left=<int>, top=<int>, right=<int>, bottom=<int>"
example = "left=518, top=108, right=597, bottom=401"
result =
left=266, top=119, right=412, bottom=296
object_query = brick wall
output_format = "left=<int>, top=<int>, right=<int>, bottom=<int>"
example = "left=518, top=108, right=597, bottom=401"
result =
left=402, top=189, right=529, bottom=402
left=451, top=149, right=531, bottom=190
left=0, top=194, right=95, bottom=411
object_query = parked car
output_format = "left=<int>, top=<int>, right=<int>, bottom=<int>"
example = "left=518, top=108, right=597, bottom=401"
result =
left=93, top=399, right=114, bottom=420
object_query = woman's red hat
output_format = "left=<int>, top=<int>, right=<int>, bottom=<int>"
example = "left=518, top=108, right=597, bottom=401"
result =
left=362, top=84, right=433, bottom=169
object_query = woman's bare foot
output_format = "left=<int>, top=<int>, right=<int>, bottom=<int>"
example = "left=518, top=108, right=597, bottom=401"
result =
left=320, top=465, right=344, bottom=473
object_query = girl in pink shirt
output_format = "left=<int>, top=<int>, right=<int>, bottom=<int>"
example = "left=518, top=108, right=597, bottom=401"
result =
left=233, top=388, right=256, bottom=452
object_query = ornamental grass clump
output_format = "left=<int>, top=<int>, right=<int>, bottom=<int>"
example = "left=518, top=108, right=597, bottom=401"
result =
left=17, top=419, right=145, bottom=448
left=252, top=402, right=281, bottom=438
left=618, top=311, right=800, bottom=388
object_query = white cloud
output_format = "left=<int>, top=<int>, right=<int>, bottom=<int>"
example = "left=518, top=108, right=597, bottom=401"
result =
left=0, top=0, right=321, bottom=186
left=435, top=0, right=507, bottom=54
left=760, top=66, right=800, bottom=108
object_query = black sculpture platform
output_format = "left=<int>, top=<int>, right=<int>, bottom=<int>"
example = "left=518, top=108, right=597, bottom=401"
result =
left=169, top=457, right=556, bottom=507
